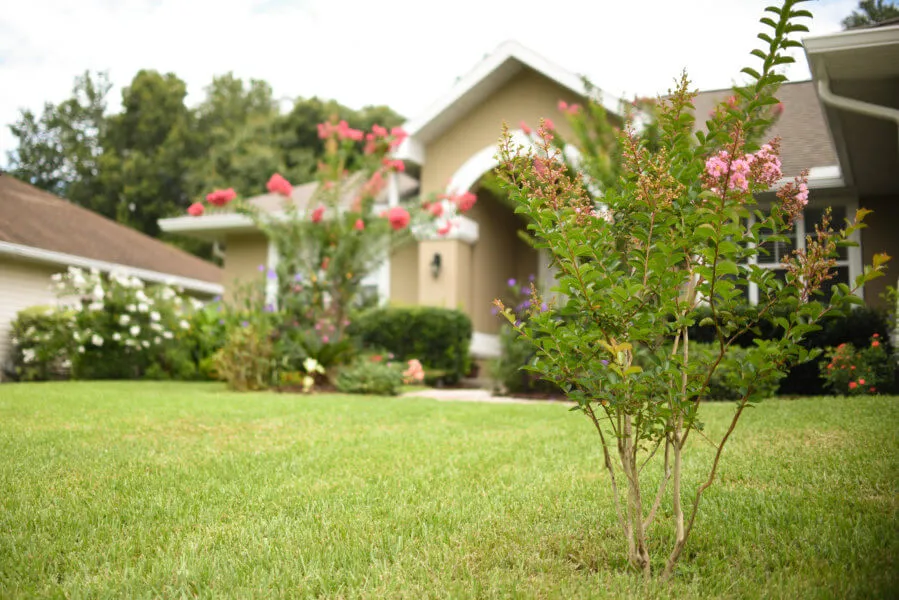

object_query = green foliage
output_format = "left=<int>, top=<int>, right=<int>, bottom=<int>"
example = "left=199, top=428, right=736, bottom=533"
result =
left=212, top=323, right=275, bottom=391
left=495, top=0, right=891, bottom=576
left=820, top=335, right=894, bottom=395
left=335, top=357, right=405, bottom=396
left=842, top=0, right=899, bottom=28
left=7, top=306, right=74, bottom=381
left=690, top=343, right=781, bottom=401
left=350, top=307, right=472, bottom=384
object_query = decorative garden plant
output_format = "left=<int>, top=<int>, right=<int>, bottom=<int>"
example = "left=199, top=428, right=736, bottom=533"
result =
left=495, top=0, right=890, bottom=579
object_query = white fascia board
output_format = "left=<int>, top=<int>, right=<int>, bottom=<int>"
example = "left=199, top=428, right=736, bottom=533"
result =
left=158, top=213, right=256, bottom=235
left=804, top=25, right=899, bottom=55
left=403, top=41, right=627, bottom=141
left=393, top=137, right=426, bottom=164
left=0, top=241, right=223, bottom=296
left=768, top=165, right=845, bottom=191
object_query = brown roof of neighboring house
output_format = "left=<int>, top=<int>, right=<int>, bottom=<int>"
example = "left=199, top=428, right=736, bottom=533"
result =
left=0, top=175, right=222, bottom=284
left=691, top=80, right=838, bottom=177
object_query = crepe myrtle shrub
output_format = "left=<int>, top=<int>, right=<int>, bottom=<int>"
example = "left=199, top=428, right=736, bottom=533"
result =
left=494, top=0, right=890, bottom=579
left=187, top=121, right=477, bottom=377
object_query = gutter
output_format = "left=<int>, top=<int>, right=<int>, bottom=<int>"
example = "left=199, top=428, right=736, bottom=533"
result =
left=817, top=75, right=899, bottom=149
left=0, top=241, right=223, bottom=296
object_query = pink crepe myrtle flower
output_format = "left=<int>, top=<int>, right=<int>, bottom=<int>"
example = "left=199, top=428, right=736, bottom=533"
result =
left=206, top=188, right=237, bottom=207
left=386, top=206, right=411, bottom=231
left=566, top=104, right=582, bottom=116
left=430, top=202, right=444, bottom=218
left=267, top=173, right=293, bottom=197
left=389, top=127, right=408, bottom=149
left=354, top=219, right=365, bottom=231
left=187, top=202, right=205, bottom=216
left=383, top=158, right=405, bottom=173
left=362, top=171, right=385, bottom=197
left=311, top=204, right=325, bottom=223
left=557, top=100, right=569, bottom=112
left=453, top=191, right=477, bottom=213
left=543, top=118, right=555, bottom=131
left=519, top=121, right=532, bottom=135
left=436, top=222, right=452, bottom=236
left=371, top=124, right=388, bottom=138
left=795, top=182, right=809, bottom=206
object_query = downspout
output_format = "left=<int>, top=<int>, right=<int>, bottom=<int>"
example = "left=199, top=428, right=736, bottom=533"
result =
left=817, top=75, right=899, bottom=148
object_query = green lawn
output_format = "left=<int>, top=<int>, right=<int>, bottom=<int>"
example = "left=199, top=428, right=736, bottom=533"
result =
left=0, top=382, right=896, bottom=599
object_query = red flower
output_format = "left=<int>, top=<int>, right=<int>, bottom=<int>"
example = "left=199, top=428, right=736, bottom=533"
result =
left=267, top=173, right=293, bottom=197
left=849, top=381, right=858, bottom=390
left=383, top=158, right=405, bottom=173
left=321, top=256, right=330, bottom=270
left=557, top=100, right=569, bottom=112
left=543, top=118, right=555, bottom=131
left=206, top=188, right=237, bottom=206
left=858, top=378, right=866, bottom=385
left=386, top=206, right=411, bottom=231
left=371, top=124, right=388, bottom=138
left=354, top=219, right=365, bottom=231
left=873, top=333, right=880, bottom=338
left=311, top=205, right=325, bottom=223
left=870, top=387, right=876, bottom=393
left=436, top=222, right=452, bottom=236
left=430, top=202, right=444, bottom=217
left=371, top=354, right=383, bottom=363
left=389, top=126, right=408, bottom=149
left=187, top=202, right=205, bottom=216
left=454, top=191, right=477, bottom=213
left=519, top=121, right=531, bottom=135
left=872, top=341, right=880, bottom=348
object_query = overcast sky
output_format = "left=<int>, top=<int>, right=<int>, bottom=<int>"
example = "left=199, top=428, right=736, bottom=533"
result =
left=1, top=0, right=857, bottom=164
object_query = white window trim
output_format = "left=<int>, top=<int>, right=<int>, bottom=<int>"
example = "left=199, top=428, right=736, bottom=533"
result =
left=747, top=197, right=861, bottom=305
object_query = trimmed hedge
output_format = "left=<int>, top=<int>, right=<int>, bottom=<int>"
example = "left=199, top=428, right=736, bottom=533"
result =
left=349, top=307, right=472, bottom=384
left=688, top=306, right=895, bottom=395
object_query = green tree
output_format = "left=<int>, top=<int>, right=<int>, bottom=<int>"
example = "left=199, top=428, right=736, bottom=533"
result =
left=6, top=71, right=111, bottom=215
left=842, top=0, right=899, bottom=28
left=97, top=70, right=199, bottom=237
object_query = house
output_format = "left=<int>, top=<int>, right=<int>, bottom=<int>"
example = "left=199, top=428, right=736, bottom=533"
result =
left=0, top=175, right=224, bottom=376
left=160, top=26, right=899, bottom=359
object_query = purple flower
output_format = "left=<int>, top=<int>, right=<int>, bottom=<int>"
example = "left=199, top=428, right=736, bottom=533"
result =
left=514, top=319, right=522, bottom=327
left=213, top=295, right=222, bottom=302
left=263, top=304, right=275, bottom=313
left=257, top=264, right=265, bottom=272
left=490, top=306, right=499, bottom=316
left=267, top=269, right=277, bottom=280
left=528, top=274, right=536, bottom=283
left=241, top=320, right=249, bottom=328
left=540, top=302, right=548, bottom=312
left=520, top=287, right=529, bottom=296
left=507, top=278, right=517, bottom=287
left=522, top=299, right=531, bottom=308
left=218, top=319, right=225, bottom=325
left=600, top=359, right=609, bottom=366
left=293, top=273, right=303, bottom=282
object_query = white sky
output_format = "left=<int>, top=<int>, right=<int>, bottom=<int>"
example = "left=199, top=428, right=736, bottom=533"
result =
left=0, top=0, right=857, bottom=164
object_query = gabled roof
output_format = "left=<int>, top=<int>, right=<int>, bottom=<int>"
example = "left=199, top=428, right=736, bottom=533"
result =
left=395, top=40, right=626, bottom=163
left=0, top=175, right=223, bottom=293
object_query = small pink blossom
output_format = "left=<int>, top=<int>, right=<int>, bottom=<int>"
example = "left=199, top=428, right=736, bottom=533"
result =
left=403, top=359, right=425, bottom=383
left=430, top=202, right=444, bottom=217
left=386, top=206, right=411, bottom=230
left=519, top=121, right=532, bottom=135
left=311, top=204, right=325, bottom=223
left=543, top=118, right=555, bottom=131
left=206, top=188, right=237, bottom=206
left=383, top=158, right=405, bottom=173
left=354, top=219, right=365, bottom=231
left=267, top=173, right=293, bottom=197
left=187, top=202, right=204, bottom=216
left=371, top=124, right=388, bottom=138
left=436, top=222, right=452, bottom=236
left=557, top=100, right=569, bottom=112
left=453, top=191, right=477, bottom=213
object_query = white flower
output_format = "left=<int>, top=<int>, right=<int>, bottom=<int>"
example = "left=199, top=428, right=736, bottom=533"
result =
left=22, top=348, right=35, bottom=364
left=174, top=297, right=183, bottom=306
left=25, top=326, right=36, bottom=337
left=136, top=290, right=149, bottom=303
left=150, top=322, right=162, bottom=332
left=189, top=298, right=204, bottom=310
left=141, top=340, right=150, bottom=348
left=77, top=345, right=85, bottom=354
left=10, top=337, right=19, bottom=346
left=130, top=325, right=140, bottom=336
left=73, top=331, right=82, bottom=342
left=303, top=358, right=325, bottom=374
left=126, top=304, right=136, bottom=313
left=91, top=334, right=103, bottom=347
left=162, top=331, right=173, bottom=340
left=154, top=337, right=161, bottom=345
left=61, top=359, right=71, bottom=369
left=302, top=375, right=315, bottom=393
left=91, top=284, right=104, bottom=300
left=51, top=273, right=62, bottom=282
left=112, top=332, right=122, bottom=341
left=44, top=309, right=55, bottom=316
left=137, top=303, right=149, bottom=313
left=150, top=311, right=161, bottom=322
left=160, top=287, right=176, bottom=300
left=119, top=314, right=131, bottom=326
left=130, top=277, right=144, bottom=289
left=179, top=320, right=190, bottom=330
left=89, top=267, right=100, bottom=276
left=88, top=301, right=104, bottom=312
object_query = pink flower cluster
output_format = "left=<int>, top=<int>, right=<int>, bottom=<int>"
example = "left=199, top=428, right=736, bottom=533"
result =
left=317, top=120, right=364, bottom=142
left=403, top=359, right=425, bottom=383
left=386, top=206, right=411, bottom=231
left=206, top=188, right=237, bottom=207
left=267, top=173, right=293, bottom=197
left=364, top=125, right=408, bottom=154
left=557, top=100, right=581, bottom=116
left=382, top=158, right=405, bottom=173
left=704, top=142, right=783, bottom=194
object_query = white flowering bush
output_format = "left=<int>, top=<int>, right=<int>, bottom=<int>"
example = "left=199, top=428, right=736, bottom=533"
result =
left=7, top=306, right=74, bottom=381
left=31, top=267, right=204, bottom=379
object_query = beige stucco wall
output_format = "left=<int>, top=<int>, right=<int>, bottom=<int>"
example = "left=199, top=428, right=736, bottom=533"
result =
left=861, top=195, right=899, bottom=310
left=420, top=67, right=582, bottom=197
left=222, top=233, right=268, bottom=301
left=417, top=239, right=473, bottom=312
left=0, top=258, right=60, bottom=379
left=389, top=242, right=419, bottom=306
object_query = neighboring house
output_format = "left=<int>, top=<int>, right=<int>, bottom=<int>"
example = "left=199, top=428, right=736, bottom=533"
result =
left=160, top=27, right=899, bottom=359
left=0, top=175, right=224, bottom=377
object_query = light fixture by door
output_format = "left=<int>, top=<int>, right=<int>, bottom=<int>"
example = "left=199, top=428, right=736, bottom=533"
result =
left=430, top=253, right=442, bottom=279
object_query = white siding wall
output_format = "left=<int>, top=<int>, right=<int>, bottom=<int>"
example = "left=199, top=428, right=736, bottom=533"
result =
left=0, top=258, right=60, bottom=380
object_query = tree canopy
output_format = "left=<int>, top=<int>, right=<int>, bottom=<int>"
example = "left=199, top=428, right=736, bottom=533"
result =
left=842, top=0, right=899, bottom=28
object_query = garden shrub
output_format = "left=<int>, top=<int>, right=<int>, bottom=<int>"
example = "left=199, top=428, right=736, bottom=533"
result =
left=212, top=322, right=275, bottom=391
left=688, top=305, right=894, bottom=394
left=8, top=305, right=73, bottom=381
left=690, top=343, right=781, bottom=401
left=349, top=307, right=471, bottom=384
left=335, top=357, right=405, bottom=396
left=490, top=325, right=561, bottom=395
left=820, top=334, right=893, bottom=395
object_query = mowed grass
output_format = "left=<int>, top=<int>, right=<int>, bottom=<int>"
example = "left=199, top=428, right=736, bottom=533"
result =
left=0, top=382, right=896, bottom=599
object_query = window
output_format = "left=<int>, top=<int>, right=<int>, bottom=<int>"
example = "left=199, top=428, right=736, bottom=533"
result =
left=747, top=201, right=859, bottom=305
